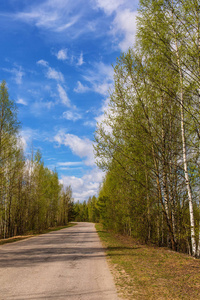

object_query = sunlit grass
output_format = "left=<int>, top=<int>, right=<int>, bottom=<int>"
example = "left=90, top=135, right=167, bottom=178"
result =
left=96, top=223, right=200, bottom=299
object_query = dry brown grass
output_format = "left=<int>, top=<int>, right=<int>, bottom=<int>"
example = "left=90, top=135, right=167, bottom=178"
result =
left=96, top=223, right=200, bottom=300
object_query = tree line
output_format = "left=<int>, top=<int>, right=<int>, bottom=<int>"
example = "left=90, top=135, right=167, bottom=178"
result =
left=0, top=81, right=74, bottom=239
left=94, top=0, right=200, bottom=257
left=73, top=196, right=99, bottom=223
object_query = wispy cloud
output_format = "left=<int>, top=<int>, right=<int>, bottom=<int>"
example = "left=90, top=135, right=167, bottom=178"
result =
left=37, top=59, right=64, bottom=82
left=83, top=120, right=96, bottom=127
left=57, top=84, right=71, bottom=107
left=54, top=130, right=95, bottom=166
left=113, top=9, right=137, bottom=51
left=19, top=128, right=39, bottom=151
left=94, top=0, right=124, bottom=15
left=57, top=161, right=83, bottom=167
left=31, top=100, right=56, bottom=116
left=63, top=111, right=82, bottom=121
left=81, top=61, right=114, bottom=96
left=95, top=97, right=110, bottom=124
left=16, top=98, right=28, bottom=106
left=94, top=0, right=138, bottom=51
left=77, top=52, right=84, bottom=66
left=47, top=67, right=64, bottom=81
left=2, top=0, right=138, bottom=52
left=13, top=0, right=81, bottom=33
left=95, top=97, right=113, bottom=134
left=36, top=61, right=73, bottom=109
left=37, top=59, right=48, bottom=67
left=1, top=0, right=139, bottom=205
left=54, top=16, right=79, bottom=32
left=55, top=49, right=84, bottom=67
left=74, top=81, right=90, bottom=93
left=56, top=48, right=68, bottom=60
left=3, top=66, right=25, bottom=85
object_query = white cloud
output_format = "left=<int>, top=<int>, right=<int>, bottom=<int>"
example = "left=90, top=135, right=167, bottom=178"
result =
left=19, top=136, right=28, bottom=151
left=95, top=97, right=110, bottom=123
left=15, top=68, right=25, bottom=84
left=83, top=120, right=96, bottom=127
left=54, top=17, right=79, bottom=32
left=77, top=52, right=84, bottom=66
left=60, top=167, right=104, bottom=202
left=37, top=59, right=64, bottom=82
left=94, top=0, right=138, bottom=51
left=19, top=128, right=37, bottom=151
left=56, top=49, right=68, bottom=60
left=17, top=98, right=27, bottom=105
left=81, top=62, right=114, bottom=96
left=19, top=127, right=52, bottom=153
left=57, top=161, right=83, bottom=167
left=94, top=0, right=124, bottom=15
left=59, top=167, right=82, bottom=171
left=3, top=66, right=25, bottom=85
left=57, top=84, right=71, bottom=107
left=44, top=101, right=55, bottom=109
left=47, top=67, right=64, bottom=82
left=63, top=111, right=82, bottom=121
left=75, top=77, right=113, bottom=96
left=74, top=81, right=90, bottom=93
left=30, top=99, right=56, bottom=116
left=95, top=97, right=113, bottom=134
left=94, top=82, right=112, bottom=95
left=3, top=0, right=138, bottom=53
left=16, top=10, right=57, bottom=29
left=3, top=0, right=138, bottom=54
left=14, top=0, right=80, bottom=33
left=55, top=49, right=84, bottom=66
left=37, top=59, right=48, bottom=67
left=54, top=130, right=95, bottom=166
left=113, top=9, right=137, bottom=51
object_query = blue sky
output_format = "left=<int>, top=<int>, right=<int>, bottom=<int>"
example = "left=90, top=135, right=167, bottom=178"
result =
left=0, top=0, right=139, bottom=202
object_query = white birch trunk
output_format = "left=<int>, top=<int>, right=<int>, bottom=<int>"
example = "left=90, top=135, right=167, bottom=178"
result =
left=171, top=1, right=197, bottom=256
left=169, top=109, right=177, bottom=244
left=196, top=4, right=200, bottom=258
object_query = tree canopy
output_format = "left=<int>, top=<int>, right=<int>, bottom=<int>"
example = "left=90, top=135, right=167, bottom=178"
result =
left=94, top=0, right=200, bottom=257
left=0, top=81, right=74, bottom=238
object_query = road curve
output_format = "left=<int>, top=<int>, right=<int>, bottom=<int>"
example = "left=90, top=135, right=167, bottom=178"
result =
left=0, top=222, right=119, bottom=300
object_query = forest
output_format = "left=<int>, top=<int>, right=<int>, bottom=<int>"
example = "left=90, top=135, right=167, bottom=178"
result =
left=2, top=0, right=200, bottom=259
left=92, top=0, right=200, bottom=257
left=0, top=81, right=74, bottom=238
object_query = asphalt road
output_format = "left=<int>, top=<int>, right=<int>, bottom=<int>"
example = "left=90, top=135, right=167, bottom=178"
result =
left=0, top=222, right=119, bottom=300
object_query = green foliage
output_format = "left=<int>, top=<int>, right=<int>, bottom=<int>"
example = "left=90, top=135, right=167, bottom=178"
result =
left=94, top=0, right=200, bottom=255
left=74, top=196, right=99, bottom=223
left=0, top=81, right=75, bottom=238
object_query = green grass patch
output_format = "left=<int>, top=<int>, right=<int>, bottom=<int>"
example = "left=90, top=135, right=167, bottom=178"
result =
left=96, top=223, right=200, bottom=300
left=0, top=222, right=77, bottom=245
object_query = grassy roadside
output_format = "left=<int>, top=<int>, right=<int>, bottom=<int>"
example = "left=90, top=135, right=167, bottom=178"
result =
left=95, top=223, right=200, bottom=300
left=0, top=223, right=77, bottom=245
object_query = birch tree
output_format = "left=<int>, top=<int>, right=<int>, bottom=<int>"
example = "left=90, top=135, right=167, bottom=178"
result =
left=136, top=0, right=200, bottom=256
left=95, top=0, right=200, bottom=255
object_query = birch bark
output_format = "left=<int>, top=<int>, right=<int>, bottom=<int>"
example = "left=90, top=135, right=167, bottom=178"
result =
left=171, top=0, right=197, bottom=256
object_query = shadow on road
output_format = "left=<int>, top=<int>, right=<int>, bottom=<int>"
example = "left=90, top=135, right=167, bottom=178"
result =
left=0, top=228, right=109, bottom=269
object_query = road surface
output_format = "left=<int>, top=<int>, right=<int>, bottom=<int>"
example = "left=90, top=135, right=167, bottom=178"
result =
left=0, top=222, right=119, bottom=300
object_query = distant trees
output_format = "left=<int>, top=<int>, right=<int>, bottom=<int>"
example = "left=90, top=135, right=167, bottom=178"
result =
left=58, top=185, right=75, bottom=225
left=74, top=196, right=99, bottom=223
left=94, top=0, right=200, bottom=257
left=0, top=81, right=74, bottom=238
